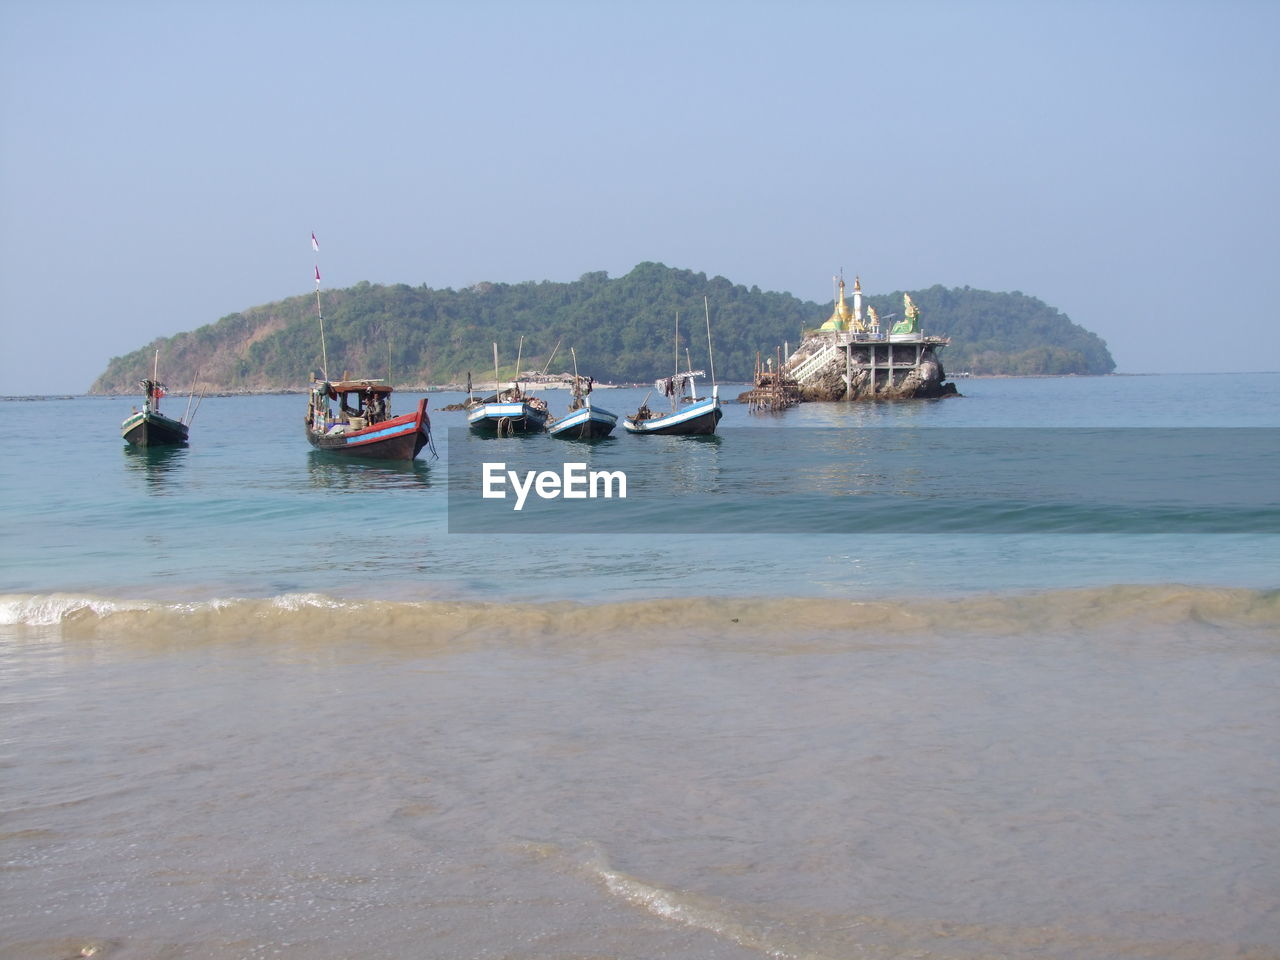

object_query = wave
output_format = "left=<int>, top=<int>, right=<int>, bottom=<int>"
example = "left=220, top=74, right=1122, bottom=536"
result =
left=525, top=839, right=1275, bottom=960
left=3, top=585, right=1278, bottom=647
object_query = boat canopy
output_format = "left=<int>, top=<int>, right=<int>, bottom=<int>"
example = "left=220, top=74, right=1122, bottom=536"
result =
left=319, top=379, right=393, bottom=397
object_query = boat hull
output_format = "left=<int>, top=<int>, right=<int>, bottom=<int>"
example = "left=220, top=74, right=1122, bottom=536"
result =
left=467, top=401, right=548, bottom=435
left=306, top=399, right=431, bottom=461
left=121, top=410, right=189, bottom=447
left=548, top=404, right=617, bottom=440
left=622, top=397, right=722, bottom=436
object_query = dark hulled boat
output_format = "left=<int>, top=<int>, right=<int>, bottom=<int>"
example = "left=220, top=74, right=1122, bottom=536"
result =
left=121, top=378, right=190, bottom=447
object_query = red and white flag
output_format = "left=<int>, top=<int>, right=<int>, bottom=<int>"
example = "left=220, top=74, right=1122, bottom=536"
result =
left=314, top=266, right=321, bottom=284
left=311, top=232, right=319, bottom=252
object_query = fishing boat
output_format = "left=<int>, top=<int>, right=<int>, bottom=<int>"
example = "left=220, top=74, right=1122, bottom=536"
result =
left=548, top=349, right=617, bottom=440
left=466, top=388, right=549, bottom=436
left=121, top=351, right=199, bottom=446
left=548, top=393, right=617, bottom=440
left=623, top=300, right=723, bottom=436
left=466, top=340, right=549, bottom=435
left=121, top=378, right=189, bottom=446
left=306, top=378, right=432, bottom=460
left=304, top=234, right=433, bottom=461
left=622, top=383, right=722, bottom=435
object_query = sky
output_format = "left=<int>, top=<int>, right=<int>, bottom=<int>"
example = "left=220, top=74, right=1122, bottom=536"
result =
left=1, top=0, right=1277, bottom=393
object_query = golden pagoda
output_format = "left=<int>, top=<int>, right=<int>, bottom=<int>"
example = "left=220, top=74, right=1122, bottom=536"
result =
left=819, top=276, right=852, bottom=332
left=819, top=275, right=866, bottom=333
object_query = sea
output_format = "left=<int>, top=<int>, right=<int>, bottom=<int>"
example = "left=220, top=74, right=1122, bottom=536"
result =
left=2, top=372, right=1278, bottom=960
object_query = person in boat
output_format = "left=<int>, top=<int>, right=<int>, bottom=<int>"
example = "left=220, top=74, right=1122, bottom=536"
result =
left=139, top=378, right=166, bottom=413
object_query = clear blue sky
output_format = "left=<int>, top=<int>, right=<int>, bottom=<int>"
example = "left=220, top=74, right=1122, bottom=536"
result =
left=2, top=0, right=1276, bottom=393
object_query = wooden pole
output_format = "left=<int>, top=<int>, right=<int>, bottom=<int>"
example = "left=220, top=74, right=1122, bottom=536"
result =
left=315, top=269, right=328, bottom=381
left=571, top=346, right=581, bottom=409
left=187, top=385, right=208, bottom=425
left=672, top=311, right=680, bottom=412
left=674, top=311, right=679, bottom=381
left=542, top=337, right=562, bottom=375
left=183, top=367, right=200, bottom=423
left=704, top=296, right=716, bottom=387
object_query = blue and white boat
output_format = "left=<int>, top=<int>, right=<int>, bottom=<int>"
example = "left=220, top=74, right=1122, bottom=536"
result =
left=549, top=394, right=617, bottom=440
left=623, top=384, right=722, bottom=435
left=623, top=301, right=723, bottom=436
left=466, top=392, right=549, bottom=435
left=466, top=339, right=549, bottom=435
left=548, top=351, right=617, bottom=440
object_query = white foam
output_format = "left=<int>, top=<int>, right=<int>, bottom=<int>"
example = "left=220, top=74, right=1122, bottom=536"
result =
left=0, top=593, right=152, bottom=626
left=577, top=842, right=823, bottom=960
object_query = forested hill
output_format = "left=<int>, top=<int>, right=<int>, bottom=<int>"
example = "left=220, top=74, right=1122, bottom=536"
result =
left=88, top=262, right=1114, bottom=393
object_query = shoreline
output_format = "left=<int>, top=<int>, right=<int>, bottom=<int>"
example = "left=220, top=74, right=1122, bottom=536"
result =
left=10, top=369, right=1277, bottom=401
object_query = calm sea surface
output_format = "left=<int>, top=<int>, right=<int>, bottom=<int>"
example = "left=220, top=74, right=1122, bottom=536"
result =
left=2, top=373, right=1278, bottom=959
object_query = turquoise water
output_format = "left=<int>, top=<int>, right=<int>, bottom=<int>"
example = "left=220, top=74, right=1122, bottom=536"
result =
left=3, top=373, right=1278, bottom=603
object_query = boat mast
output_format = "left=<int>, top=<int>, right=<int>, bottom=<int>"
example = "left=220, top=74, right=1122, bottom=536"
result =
left=493, top=342, right=500, bottom=395
left=149, top=349, right=162, bottom=413
left=704, top=296, right=717, bottom=388
left=313, top=254, right=329, bottom=381
left=672, top=311, right=680, bottom=411
left=541, top=337, right=562, bottom=375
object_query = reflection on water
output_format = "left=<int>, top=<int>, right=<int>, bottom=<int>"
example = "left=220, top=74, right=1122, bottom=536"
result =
left=465, top=430, right=553, bottom=442
left=547, top=433, right=621, bottom=447
left=306, top=452, right=433, bottom=490
left=121, top=444, right=188, bottom=492
left=643, top=433, right=723, bottom=493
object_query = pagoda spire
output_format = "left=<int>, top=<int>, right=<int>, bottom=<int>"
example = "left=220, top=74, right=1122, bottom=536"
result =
left=819, top=272, right=854, bottom=332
